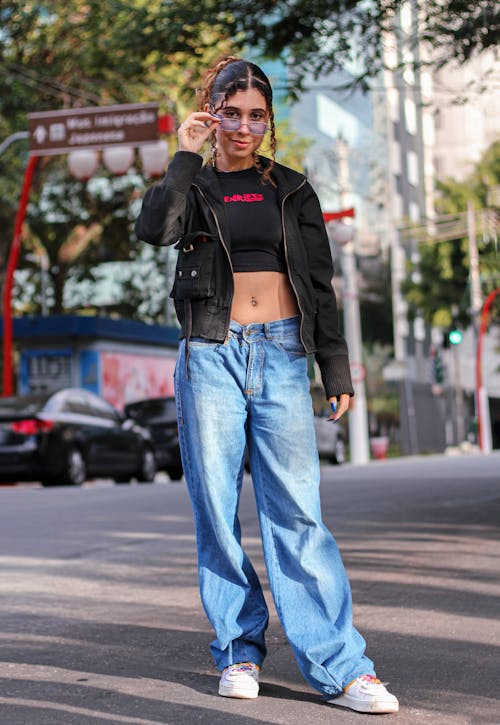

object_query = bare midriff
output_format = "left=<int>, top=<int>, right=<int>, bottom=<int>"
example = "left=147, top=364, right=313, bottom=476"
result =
left=231, top=271, right=300, bottom=324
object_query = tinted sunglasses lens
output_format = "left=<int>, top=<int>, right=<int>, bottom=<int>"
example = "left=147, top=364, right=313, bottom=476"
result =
left=249, top=122, right=267, bottom=135
left=217, top=117, right=267, bottom=135
left=219, top=118, right=240, bottom=131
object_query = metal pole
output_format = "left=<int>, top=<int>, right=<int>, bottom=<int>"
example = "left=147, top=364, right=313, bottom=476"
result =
left=0, top=131, right=29, bottom=158
left=452, top=343, right=465, bottom=444
left=341, top=242, right=370, bottom=464
left=2, top=155, right=39, bottom=396
left=467, top=200, right=483, bottom=447
left=475, top=288, right=499, bottom=452
left=336, top=137, right=370, bottom=464
left=467, top=200, right=482, bottom=325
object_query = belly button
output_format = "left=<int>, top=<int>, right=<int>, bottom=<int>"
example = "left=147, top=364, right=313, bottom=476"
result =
left=251, top=296, right=257, bottom=306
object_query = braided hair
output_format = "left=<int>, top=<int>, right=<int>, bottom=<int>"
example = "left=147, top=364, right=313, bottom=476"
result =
left=197, top=56, right=277, bottom=183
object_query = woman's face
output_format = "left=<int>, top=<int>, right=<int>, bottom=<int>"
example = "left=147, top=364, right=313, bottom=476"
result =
left=210, top=87, right=269, bottom=171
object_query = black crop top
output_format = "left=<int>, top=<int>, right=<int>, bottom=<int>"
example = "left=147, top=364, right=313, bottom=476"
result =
left=214, top=166, right=286, bottom=273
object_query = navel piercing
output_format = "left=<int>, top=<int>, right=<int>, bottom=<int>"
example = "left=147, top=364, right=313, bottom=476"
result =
left=251, top=296, right=257, bottom=306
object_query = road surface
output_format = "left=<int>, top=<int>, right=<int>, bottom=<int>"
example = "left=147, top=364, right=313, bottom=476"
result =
left=1, top=453, right=499, bottom=724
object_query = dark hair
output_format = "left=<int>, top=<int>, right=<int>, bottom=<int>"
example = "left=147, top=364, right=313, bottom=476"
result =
left=198, top=56, right=276, bottom=182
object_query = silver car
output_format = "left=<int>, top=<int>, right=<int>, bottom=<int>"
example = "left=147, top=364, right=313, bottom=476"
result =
left=314, top=415, right=346, bottom=464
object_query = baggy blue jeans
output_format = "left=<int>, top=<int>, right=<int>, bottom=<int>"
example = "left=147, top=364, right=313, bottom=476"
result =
left=174, top=316, right=375, bottom=696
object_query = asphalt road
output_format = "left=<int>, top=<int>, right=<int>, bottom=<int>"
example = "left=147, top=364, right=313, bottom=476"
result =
left=1, top=453, right=499, bottom=725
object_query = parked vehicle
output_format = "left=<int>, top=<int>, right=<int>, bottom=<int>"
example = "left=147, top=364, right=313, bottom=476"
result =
left=124, top=396, right=183, bottom=481
left=0, top=388, right=156, bottom=486
left=121, top=396, right=345, bottom=477
left=314, top=415, right=346, bottom=464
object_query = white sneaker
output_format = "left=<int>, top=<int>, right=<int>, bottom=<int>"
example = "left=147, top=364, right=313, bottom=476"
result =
left=218, top=662, right=260, bottom=699
left=327, top=674, right=399, bottom=714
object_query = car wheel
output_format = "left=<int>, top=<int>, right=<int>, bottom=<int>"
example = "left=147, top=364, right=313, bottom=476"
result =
left=136, top=447, right=157, bottom=483
left=59, top=447, right=86, bottom=486
left=167, top=465, right=183, bottom=482
left=331, top=438, right=346, bottom=465
left=41, top=478, right=59, bottom=487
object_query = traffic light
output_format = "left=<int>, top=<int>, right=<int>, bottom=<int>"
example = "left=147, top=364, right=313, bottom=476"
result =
left=433, top=349, right=445, bottom=384
left=448, top=326, right=463, bottom=345
left=429, top=345, right=446, bottom=385
left=443, top=315, right=463, bottom=348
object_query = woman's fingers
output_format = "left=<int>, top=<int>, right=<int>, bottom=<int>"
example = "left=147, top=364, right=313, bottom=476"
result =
left=328, top=393, right=350, bottom=422
left=178, top=112, right=220, bottom=153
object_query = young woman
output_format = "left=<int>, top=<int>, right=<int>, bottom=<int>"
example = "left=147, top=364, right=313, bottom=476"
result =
left=135, top=56, right=398, bottom=715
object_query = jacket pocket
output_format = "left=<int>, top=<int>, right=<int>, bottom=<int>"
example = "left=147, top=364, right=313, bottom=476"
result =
left=170, top=231, right=216, bottom=300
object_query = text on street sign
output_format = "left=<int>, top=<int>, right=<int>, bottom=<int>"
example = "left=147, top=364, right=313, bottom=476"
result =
left=28, top=102, right=159, bottom=155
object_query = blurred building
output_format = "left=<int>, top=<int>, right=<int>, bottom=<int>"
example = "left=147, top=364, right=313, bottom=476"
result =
left=432, top=50, right=500, bottom=182
left=375, top=1, right=500, bottom=452
left=271, top=2, right=499, bottom=453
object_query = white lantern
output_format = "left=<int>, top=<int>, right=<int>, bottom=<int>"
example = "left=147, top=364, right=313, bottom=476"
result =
left=68, top=149, right=100, bottom=180
left=102, top=146, right=135, bottom=175
left=139, top=140, right=169, bottom=178
left=329, top=221, right=355, bottom=246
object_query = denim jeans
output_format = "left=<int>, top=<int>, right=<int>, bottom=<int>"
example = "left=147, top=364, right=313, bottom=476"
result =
left=174, top=316, right=374, bottom=696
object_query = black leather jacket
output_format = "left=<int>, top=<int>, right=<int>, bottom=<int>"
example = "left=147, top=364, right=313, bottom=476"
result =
left=135, top=151, right=353, bottom=397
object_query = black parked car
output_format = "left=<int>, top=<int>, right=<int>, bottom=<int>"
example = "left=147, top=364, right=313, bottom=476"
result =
left=124, top=396, right=183, bottom=481
left=0, top=388, right=157, bottom=486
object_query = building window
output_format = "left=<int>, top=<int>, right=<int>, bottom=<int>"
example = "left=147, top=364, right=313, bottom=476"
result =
left=404, top=98, right=417, bottom=135
left=400, top=2, right=413, bottom=34
left=409, top=201, right=420, bottom=222
left=407, top=150, right=419, bottom=186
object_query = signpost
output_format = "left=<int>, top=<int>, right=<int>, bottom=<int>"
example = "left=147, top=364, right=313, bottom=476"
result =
left=3, top=102, right=173, bottom=397
left=28, top=102, right=159, bottom=155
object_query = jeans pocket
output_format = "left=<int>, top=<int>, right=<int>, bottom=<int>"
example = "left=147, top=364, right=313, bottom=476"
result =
left=272, top=335, right=306, bottom=358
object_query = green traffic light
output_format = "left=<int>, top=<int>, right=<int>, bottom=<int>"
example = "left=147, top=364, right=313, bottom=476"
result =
left=448, top=329, right=462, bottom=345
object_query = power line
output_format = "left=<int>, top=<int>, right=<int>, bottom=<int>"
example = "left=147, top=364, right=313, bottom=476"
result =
left=3, top=62, right=101, bottom=104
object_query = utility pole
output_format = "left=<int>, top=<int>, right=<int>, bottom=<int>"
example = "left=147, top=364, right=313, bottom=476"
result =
left=336, top=137, right=370, bottom=465
left=467, top=200, right=482, bottom=327
left=467, top=200, right=483, bottom=446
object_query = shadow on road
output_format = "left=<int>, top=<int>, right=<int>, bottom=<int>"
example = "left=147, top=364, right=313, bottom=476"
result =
left=1, top=456, right=499, bottom=723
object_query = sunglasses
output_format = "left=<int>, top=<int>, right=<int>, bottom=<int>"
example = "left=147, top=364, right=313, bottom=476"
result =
left=210, top=107, right=268, bottom=136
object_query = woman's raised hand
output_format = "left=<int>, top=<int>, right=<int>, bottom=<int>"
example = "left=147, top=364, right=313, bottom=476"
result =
left=177, top=111, right=220, bottom=155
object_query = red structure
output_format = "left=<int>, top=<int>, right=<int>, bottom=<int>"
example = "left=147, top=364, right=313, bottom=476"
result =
left=2, top=155, right=39, bottom=396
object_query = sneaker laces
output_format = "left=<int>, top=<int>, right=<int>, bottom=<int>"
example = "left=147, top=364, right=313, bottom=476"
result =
left=359, top=675, right=381, bottom=685
left=356, top=675, right=390, bottom=688
left=225, top=662, right=259, bottom=674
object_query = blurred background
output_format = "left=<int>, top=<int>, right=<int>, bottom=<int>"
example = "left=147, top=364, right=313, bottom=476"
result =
left=1, top=0, right=499, bottom=465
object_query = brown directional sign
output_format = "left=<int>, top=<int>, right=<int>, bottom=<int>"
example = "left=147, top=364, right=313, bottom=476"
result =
left=28, top=102, right=159, bottom=155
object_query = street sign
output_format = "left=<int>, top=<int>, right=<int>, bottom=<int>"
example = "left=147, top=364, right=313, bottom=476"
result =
left=28, top=102, right=159, bottom=155
left=350, top=361, right=366, bottom=383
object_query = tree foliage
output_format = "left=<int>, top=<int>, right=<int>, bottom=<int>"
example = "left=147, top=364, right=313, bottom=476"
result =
left=0, top=0, right=235, bottom=318
left=1, top=1, right=318, bottom=322
left=402, top=140, right=500, bottom=329
left=153, top=1, right=500, bottom=96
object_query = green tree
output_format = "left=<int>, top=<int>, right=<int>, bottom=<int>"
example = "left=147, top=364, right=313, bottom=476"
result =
left=402, top=140, right=500, bottom=329
left=152, top=1, right=499, bottom=96
left=0, top=0, right=235, bottom=317
left=1, top=2, right=315, bottom=322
